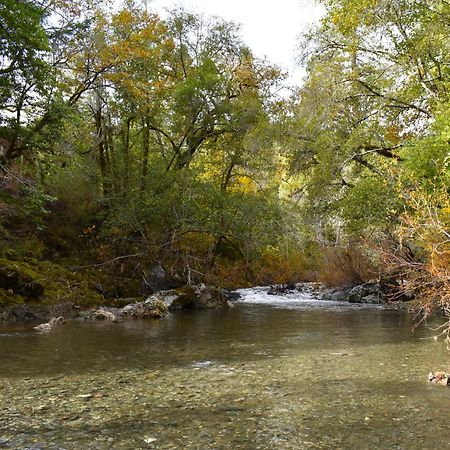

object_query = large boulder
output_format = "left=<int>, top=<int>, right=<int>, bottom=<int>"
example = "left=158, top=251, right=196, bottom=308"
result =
left=222, top=289, right=241, bottom=302
left=318, top=281, right=385, bottom=304
left=348, top=282, right=383, bottom=304
left=163, top=286, right=197, bottom=310
left=320, top=288, right=350, bottom=302
left=195, top=284, right=230, bottom=309
left=159, top=285, right=231, bottom=311
left=93, top=307, right=121, bottom=321
left=85, top=297, right=169, bottom=322
left=121, top=297, right=168, bottom=319
left=142, top=264, right=183, bottom=294
left=0, top=303, right=39, bottom=322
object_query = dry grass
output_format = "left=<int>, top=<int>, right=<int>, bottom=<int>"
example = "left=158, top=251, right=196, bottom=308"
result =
left=316, top=245, right=378, bottom=287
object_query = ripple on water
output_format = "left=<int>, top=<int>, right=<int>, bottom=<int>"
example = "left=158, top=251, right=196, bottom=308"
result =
left=235, top=286, right=384, bottom=311
left=0, top=297, right=449, bottom=449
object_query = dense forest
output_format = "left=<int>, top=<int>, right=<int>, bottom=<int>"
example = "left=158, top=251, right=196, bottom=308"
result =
left=0, top=0, right=448, bottom=330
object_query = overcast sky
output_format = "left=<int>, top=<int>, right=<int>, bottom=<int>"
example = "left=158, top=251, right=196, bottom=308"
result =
left=150, top=0, right=324, bottom=85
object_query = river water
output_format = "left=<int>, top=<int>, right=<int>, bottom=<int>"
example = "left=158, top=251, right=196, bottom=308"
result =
left=0, top=287, right=449, bottom=449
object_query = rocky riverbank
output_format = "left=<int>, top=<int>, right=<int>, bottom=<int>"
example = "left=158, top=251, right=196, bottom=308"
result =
left=0, top=284, right=237, bottom=325
left=318, top=281, right=388, bottom=304
left=266, top=280, right=412, bottom=306
left=0, top=254, right=410, bottom=325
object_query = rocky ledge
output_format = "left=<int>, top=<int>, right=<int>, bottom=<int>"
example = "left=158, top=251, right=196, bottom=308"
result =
left=0, top=283, right=235, bottom=325
left=26, top=284, right=234, bottom=328
left=160, top=284, right=233, bottom=310
left=82, top=297, right=170, bottom=322
left=264, top=280, right=405, bottom=305
left=319, top=281, right=388, bottom=304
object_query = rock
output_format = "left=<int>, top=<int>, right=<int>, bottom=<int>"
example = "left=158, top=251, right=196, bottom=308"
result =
left=33, top=316, right=65, bottom=332
left=223, top=289, right=241, bottom=302
left=319, top=284, right=354, bottom=302
left=359, top=294, right=381, bottom=304
left=267, top=285, right=295, bottom=295
left=317, top=280, right=386, bottom=304
left=150, top=264, right=166, bottom=280
left=86, top=298, right=169, bottom=322
left=156, top=284, right=231, bottom=311
left=142, top=264, right=182, bottom=293
left=77, top=394, right=94, bottom=399
left=0, top=304, right=39, bottom=322
left=143, top=297, right=169, bottom=318
left=50, top=316, right=65, bottom=325
left=195, top=284, right=229, bottom=309
left=121, top=297, right=168, bottom=319
left=156, top=291, right=179, bottom=309
left=428, top=371, right=449, bottom=385
left=93, top=308, right=120, bottom=322
left=348, top=282, right=383, bottom=304
left=34, top=322, right=52, bottom=332
left=59, top=285, right=229, bottom=323
left=163, top=286, right=197, bottom=310
left=321, top=288, right=349, bottom=302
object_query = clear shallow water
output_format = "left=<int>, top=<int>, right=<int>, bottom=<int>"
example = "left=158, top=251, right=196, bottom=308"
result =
left=0, top=290, right=449, bottom=449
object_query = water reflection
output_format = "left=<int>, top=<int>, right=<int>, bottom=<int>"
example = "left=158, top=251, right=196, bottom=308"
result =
left=0, top=306, right=440, bottom=378
left=1, top=304, right=449, bottom=449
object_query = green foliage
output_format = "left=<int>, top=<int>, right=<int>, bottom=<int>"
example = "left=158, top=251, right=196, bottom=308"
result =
left=0, top=0, right=50, bottom=152
left=339, top=175, right=399, bottom=234
left=287, top=0, right=450, bottom=245
left=0, top=0, right=49, bottom=96
left=104, top=162, right=286, bottom=265
left=400, top=109, right=450, bottom=191
left=3, top=0, right=448, bottom=300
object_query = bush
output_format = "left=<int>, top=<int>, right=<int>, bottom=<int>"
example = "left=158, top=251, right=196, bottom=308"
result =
left=317, top=244, right=377, bottom=287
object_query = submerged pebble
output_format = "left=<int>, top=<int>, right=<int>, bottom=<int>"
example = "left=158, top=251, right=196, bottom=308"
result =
left=1, top=304, right=449, bottom=449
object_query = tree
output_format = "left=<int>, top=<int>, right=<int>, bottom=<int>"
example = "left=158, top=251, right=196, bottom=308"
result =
left=137, top=9, right=283, bottom=172
left=0, top=0, right=50, bottom=159
left=288, top=0, right=450, bottom=241
left=0, top=0, right=114, bottom=163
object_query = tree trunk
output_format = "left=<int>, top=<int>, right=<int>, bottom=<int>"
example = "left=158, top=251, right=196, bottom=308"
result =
left=140, top=112, right=150, bottom=196
left=94, top=92, right=111, bottom=198
left=122, top=117, right=132, bottom=193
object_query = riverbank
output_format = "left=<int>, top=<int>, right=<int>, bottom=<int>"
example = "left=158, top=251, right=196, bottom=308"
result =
left=0, top=278, right=238, bottom=324
left=0, top=172, right=425, bottom=327
left=0, top=273, right=413, bottom=326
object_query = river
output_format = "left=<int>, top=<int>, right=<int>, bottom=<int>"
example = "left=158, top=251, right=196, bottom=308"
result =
left=0, top=287, right=449, bottom=449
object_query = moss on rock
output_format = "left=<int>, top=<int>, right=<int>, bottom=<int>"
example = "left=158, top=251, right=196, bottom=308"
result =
left=0, top=256, right=106, bottom=309
left=0, top=288, right=24, bottom=308
left=169, top=286, right=197, bottom=310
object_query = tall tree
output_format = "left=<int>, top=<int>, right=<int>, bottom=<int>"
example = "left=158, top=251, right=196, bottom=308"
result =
left=288, top=0, right=450, bottom=239
left=0, top=0, right=103, bottom=162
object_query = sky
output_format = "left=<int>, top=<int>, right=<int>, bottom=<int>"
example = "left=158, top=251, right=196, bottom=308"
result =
left=150, top=0, right=324, bottom=86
